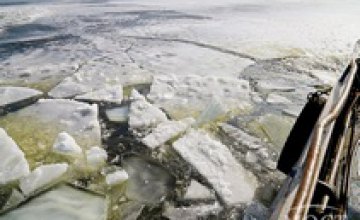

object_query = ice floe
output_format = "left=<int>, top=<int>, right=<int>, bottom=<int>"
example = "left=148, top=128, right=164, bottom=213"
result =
left=123, top=156, right=175, bottom=204
left=105, top=170, right=129, bottom=186
left=220, top=123, right=262, bottom=150
left=184, top=180, right=215, bottom=201
left=0, top=87, right=42, bottom=114
left=0, top=99, right=101, bottom=167
left=75, top=85, right=123, bottom=104
left=173, top=129, right=258, bottom=205
left=86, top=146, right=108, bottom=169
left=129, top=90, right=168, bottom=133
left=164, top=203, right=221, bottom=220
left=52, top=132, right=82, bottom=155
left=19, top=163, right=68, bottom=196
left=147, top=75, right=252, bottom=119
left=0, top=128, right=30, bottom=185
left=142, top=117, right=194, bottom=149
left=48, top=64, right=151, bottom=99
left=249, top=114, right=295, bottom=149
left=0, top=185, right=105, bottom=220
left=105, top=106, right=130, bottom=123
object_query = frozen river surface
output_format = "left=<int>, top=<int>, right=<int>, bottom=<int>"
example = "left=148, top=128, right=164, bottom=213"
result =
left=2, top=0, right=360, bottom=219
left=1, top=0, right=360, bottom=87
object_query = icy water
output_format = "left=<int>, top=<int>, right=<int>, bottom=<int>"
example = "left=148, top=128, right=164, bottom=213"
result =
left=2, top=0, right=360, bottom=219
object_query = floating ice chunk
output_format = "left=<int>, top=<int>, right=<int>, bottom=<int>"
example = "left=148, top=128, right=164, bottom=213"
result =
left=164, top=203, right=221, bottom=220
left=0, top=99, right=101, bottom=168
left=105, top=106, right=129, bottom=123
left=0, top=87, right=42, bottom=112
left=48, top=78, right=90, bottom=98
left=0, top=185, right=106, bottom=220
left=75, top=85, right=123, bottom=104
left=86, top=146, right=107, bottom=169
left=173, top=129, right=258, bottom=205
left=249, top=114, right=295, bottom=149
left=266, top=93, right=291, bottom=104
left=184, top=180, right=214, bottom=201
left=142, top=118, right=194, bottom=149
left=220, top=123, right=262, bottom=150
left=48, top=65, right=152, bottom=99
left=129, top=89, right=168, bottom=132
left=53, top=132, right=82, bottom=155
left=105, top=170, right=129, bottom=186
left=123, top=156, right=175, bottom=204
left=147, top=75, right=252, bottom=119
left=129, top=89, right=146, bottom=101
left=0, top=128, right=30, bottom=185
left=19, top=163, right=68, bottom=196
left=195, top=99, right=227, bottom=127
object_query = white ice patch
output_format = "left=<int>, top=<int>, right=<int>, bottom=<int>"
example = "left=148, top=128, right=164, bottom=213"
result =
left=184, top=180, right=214, bottom=201
left=19, top=163, right=68, bottom=196
left=173, top=129, right=258, bottom=205
left=129, top=89, right=168, bottom=132
left=123, top=156, right=174, bottom=204
left=105, top=170, right=129, bottom=186
left=75, top=85, right=123, bottom=104
left=220, top=123, right=262, bottom=150
left=147, top=75, right=251, bottom=119
left=48, top=63, right=152, bottom=99
left=0, top=128, right=30, bottom=185
left=13, top=99, right=101, bottom=146
left=53, top=132, right=82, bottom=155
left=105, top=106, right=130, bottom=123
left=0, top=87, right=42, bottom=107
left=86, top=146, right=108, bottom=169
left=142, top=117, right=194, bottom=149
left=164, top=203, right=221, bottom=220
left=0, top=185, right=106, bottom=220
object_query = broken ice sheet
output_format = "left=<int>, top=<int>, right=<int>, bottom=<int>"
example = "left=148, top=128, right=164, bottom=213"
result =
left=147, top=75, right=252, bottom=119
left=142, top=117, right=195, bottom=149
left=122, top=156, right=175, bottom=204
left=86, top=146, right=108, bottom=170
left=52, top=132, right=82, bottom=156
left=105, top=170, right=128, bottom=186
left=173, top=129, right=258, bottom=206
left=0, top=99, right=101, bottom=168
left=0, top=185, right=106, bottom=220
left=0, top=128, right=30, bottom=185
left=126, top=39, right=255, bottom=78
left=48, top=62, right=152, bottom=99
left=75, top=85, right=123, bottom=104
left=128, top=89, right=168, bottom=134
left=194, top=98, right=227, bottom=127
left=0, top=87, right=43, bottom=114
left=248, top=114, right=295, bottom=150
left=19, top=163, right=69, bottom=196
left=105, top=106, right=130, bottom=123
left=183, top=180, right=215, bottom=201
left=163, top=203, right=221, bottom=220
